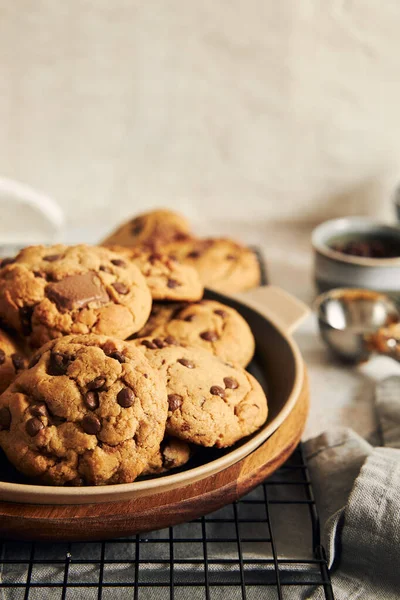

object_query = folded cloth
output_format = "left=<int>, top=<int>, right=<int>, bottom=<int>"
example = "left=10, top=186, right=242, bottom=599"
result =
left=301, top=375, right=400, bottom=600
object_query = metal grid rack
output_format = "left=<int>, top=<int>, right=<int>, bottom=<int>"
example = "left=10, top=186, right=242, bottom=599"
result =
left=0, top=445, right=334, bottom=599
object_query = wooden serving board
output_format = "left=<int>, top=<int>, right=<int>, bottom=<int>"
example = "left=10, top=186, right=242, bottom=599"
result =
left=0, top=370, right=309, bottom=542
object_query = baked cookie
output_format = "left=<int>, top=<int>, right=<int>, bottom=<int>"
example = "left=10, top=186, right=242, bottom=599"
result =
left=142, top=437, right=191, bottom=476
left=105, top=247, right=203, bottom=302
left=0, top=328, right=27, bottom=394
left=137, top=340, right=268, bottom=448
left=135, top=300, right=255, bottom=367
left=163, top=238, right=261, bottom=293
left=0, top=245, right=152, bottom=348
left=102, top=209, right=192, bottom=250
left=0, top=335, right=168, bottom=486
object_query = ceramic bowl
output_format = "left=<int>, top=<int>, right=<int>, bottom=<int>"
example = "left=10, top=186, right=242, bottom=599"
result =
left=312, top=217, right=400, bottom=298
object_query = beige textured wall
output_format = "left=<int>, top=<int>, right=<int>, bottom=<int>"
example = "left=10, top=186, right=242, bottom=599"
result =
left=0, top=0, right=399, bottom=228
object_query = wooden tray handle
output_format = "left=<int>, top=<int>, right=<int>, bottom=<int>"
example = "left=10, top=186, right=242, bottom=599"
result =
left=234, top=285, right=310, bottom=334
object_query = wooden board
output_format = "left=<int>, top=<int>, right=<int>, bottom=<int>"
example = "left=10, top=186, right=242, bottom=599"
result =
left=0, top=370, right=309, bottom=542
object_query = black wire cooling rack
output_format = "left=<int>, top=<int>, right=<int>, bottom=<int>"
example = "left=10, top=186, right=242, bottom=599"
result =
left=0, top=445, right=334, bottom=600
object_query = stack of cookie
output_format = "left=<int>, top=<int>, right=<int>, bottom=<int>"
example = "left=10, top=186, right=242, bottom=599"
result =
left=0, top=213, right=268, bottom=487
left=103, top=208, right=262, bottom=294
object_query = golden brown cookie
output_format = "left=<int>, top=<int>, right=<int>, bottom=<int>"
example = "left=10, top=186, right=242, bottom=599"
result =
left=142, top=437, right=191, bottom=475
left=0, top=328, right=27, bottom=394
left=105, top=247, right=203, bottom=302
left=0, top=245, right=152, bottom=348
left=137, top=340, right=268, bottom=448
left=102, top=209, right=192, bottom=250
left=135, top=300, right=255, bottom=367
left=0, top=335, right=168, bottom=486
left=163, top=238, right=261, bottom=293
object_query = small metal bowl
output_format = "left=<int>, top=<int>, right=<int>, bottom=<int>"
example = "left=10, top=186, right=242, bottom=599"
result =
left=315, top=288, right=400, bottom=362
left=312, top=217, right=400, bottom=298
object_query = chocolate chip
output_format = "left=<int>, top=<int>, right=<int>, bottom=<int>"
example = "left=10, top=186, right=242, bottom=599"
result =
left=214, top=309, right=228, bottom=318
left=167, top=278, right=181, bottom=289
left=111, top=259, right=126, bottom=267
left=49, top=352, right=70, bottom=376
left=141, top=339, right=158, bottom=349
left=0, top=257, right=15, bottom=268
left=47, top=273, right=110, bottom=310
left=153, top=338, right=167, bottom=348
left=11, top=353, right=26, bottom=371
left=149, top=253, right=162, bottom=264
left=31, top=404, right=47, bottom=417
left=87, top=376, right=106, bottom=391
left=187, top=251, right=200, bottom=259
left=224, top=377, right=239, bottom=389
left=85, top=391, right=99, bottom=410
left=184, top=315, right=195, bottom=322
left=200, top=331, right=219, bottom=342
left=165, top=336, right=178, bottom=345
left=168, top=394, right=183, bottom=411
left=117, top=388, right=135, bottom=408
left=82, top=414, right=101, bottom=435
left=226, top=254, right=236, bottom=260
left=33, top=270, right=46, bottom=279
left=131, top=220, right=143, bottom=236
left=43, top=254, right=61, bottom=262
left=99, top=265, right=113, bottom=274
left=210, top=385, right=226, bottom=398
left=0, top=349, right=5, bottom=365
left=28, top=354, right=40, bottom=368
left=0, top=406, right=11, bottom=430
left=178, top=358, right=195, bottom=368
left=109, top=351, right=126, bottom=363
left=112, top=281, right=129, bottom=295
left=19, top=306, right=33, bottom=335
left=26, top=417, right=44, bottom=437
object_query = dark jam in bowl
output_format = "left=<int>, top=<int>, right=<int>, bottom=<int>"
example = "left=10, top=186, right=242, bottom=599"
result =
left=328, top=233, right=400, bottom=259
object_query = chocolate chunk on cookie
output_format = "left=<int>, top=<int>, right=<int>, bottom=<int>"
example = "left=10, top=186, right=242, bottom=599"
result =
left=0, top=334, right=168, bottom=485
left=0, top=245, right=152, bottom=347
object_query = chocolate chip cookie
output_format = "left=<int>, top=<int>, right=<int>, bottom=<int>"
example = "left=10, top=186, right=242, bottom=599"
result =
left=102, top=209, right=192, bottom=250
left=0, top=328, right=27, bottom=394
left=105, top=247, right=203, bottom=302
left=135, top=300, right=255, bottom=367
left=163, top=238, right=261, bottom=294
left=0, top=245, right=152, bottom=348
left=142, top=437, right=191, bottom=475
left=138, top=341, right=268, bottom=448
left=0, top=335, right=168, bottom=485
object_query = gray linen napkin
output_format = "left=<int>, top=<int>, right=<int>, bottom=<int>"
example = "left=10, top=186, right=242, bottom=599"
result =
left=301, top=375, right=400, bottom=600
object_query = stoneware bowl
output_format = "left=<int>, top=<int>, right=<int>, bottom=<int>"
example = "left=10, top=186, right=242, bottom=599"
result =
left=312, top=217, right=400, bottom=298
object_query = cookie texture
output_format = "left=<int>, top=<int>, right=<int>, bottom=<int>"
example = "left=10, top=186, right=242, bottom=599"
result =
left=142, top=437, right=191, bottom=475
left=102, top=209, right=192, bottom=250
left=135, top=300, right=255, bottom=367
left=0, top=335, right=168, bottom=485
left=137, top=340, right=268, bottom=448
left=163, top=238, right=261, bottom=293
left=105, top=247, right=203, bottom=302
left=0, top=328, right=27, bottom=394
left=0, top=245, right=152, bottom=348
